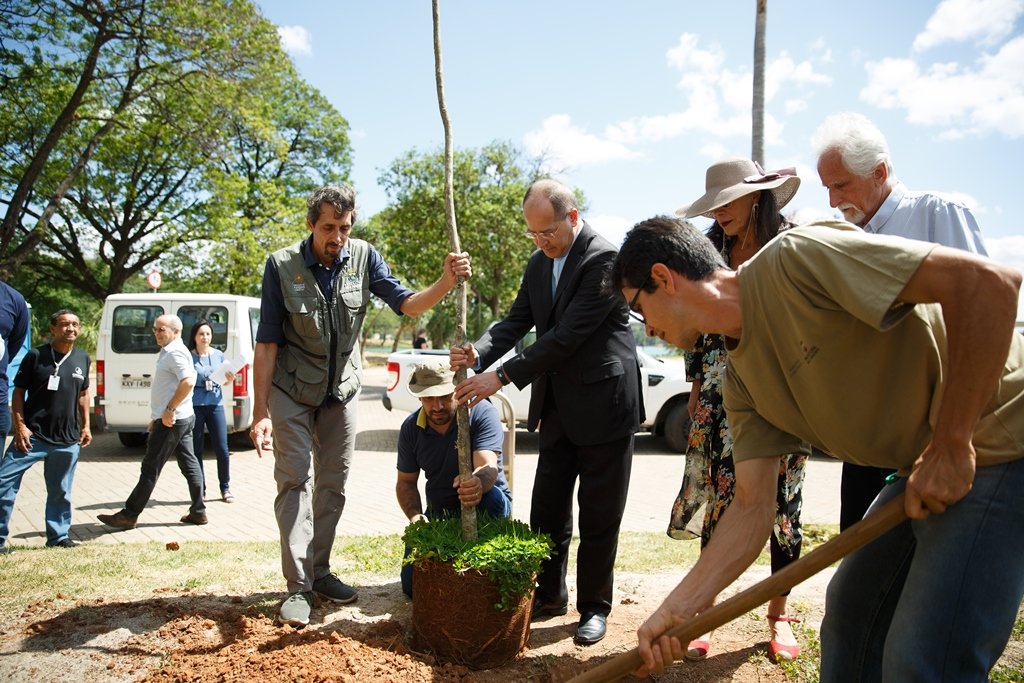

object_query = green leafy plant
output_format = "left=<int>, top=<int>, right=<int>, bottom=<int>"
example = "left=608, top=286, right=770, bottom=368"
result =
left=402, top=514, right=552, bottom=611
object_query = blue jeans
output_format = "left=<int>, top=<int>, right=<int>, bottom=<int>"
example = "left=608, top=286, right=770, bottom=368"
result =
left=193, top=403, right=230, bottom=492
left=400, top=486, right=513, bottom=598
left=122, top=417, right=205, bottom=518
left=0, top=437, right=81, bottom=544
left=820, top=458, right=1024, bottom=682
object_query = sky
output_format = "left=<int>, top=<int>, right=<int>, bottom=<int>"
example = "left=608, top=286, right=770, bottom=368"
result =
left=256, top=0, right=1024, bottom=271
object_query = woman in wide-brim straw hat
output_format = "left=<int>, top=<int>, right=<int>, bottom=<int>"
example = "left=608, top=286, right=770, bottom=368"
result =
left=667, top=157, right=809, bottom=664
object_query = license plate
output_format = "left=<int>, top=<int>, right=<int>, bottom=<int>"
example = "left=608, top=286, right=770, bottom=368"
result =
left=121, top=378, right=151, bottom=389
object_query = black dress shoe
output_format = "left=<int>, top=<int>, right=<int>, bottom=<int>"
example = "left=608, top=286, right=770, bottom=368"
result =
left=531, top=595, right=568, bottom=620
left=574, top=612, right=607, bottom=645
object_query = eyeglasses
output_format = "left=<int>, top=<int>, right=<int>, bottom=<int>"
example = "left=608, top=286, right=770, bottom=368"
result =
left=525, top=216, right=567, bottom=242
left=153, top=326, right=170, bottom=333
left=627, top=274, right=651, bottom=324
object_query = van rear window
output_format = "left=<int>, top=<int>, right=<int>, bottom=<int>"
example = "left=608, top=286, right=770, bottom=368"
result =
left=112, top=306, right=164, bottom=354
left=178, top=306, right=229, bottom=351
left=248, top=307, right=261, bottom=350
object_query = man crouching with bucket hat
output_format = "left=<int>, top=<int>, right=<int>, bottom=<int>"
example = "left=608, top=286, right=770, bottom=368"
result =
left=395, top=362, right=512, bottom=597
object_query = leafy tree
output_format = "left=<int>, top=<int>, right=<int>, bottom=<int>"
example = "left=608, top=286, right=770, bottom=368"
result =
left=374, top=141, right=552, bottom=341
left=193, top=59, right=353, bottom=295
left=21, top=79, right=221, bottom=299
left=2, top=0, right=353, bottom=303
left=0, top=0, right=284, bottom=279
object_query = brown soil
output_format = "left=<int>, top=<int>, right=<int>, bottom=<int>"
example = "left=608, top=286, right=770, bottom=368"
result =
left=0, top=569, right=817, bottom=683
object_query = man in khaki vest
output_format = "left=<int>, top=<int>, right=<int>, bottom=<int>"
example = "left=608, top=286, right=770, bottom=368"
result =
left=250, top=184, right=471, bottom=628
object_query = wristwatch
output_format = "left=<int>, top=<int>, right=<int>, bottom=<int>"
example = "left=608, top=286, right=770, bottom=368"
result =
left=495, top=364, right=511, bottom=386
left=165, top=404, right=175, bottom=412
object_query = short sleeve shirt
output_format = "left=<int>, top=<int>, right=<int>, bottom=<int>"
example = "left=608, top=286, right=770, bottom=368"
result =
left=14, top=345, right=90, bottom=445
left=150, top=338, right=196, bottom=421
left=724, top=221, right=1024, bottom=470
left=396, top=399, right=510, bottom=513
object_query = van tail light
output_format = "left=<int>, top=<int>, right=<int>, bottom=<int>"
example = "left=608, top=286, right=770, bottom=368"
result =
left=96, top=360, right=105, bottom=398
left=387, top=361, right=400, bottom=391
left=233, top=364, right=249, bottom=396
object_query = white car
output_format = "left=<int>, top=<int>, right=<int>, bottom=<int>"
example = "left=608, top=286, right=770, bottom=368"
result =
left=381, top=337, right=692, bottom=452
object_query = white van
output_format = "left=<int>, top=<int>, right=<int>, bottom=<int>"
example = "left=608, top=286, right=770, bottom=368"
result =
left=94, top=293, right=261, bottom=447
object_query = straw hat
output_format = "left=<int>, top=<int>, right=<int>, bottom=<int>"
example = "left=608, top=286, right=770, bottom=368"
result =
left=676, top=158, right=801, bottom=219
left=407, top=362, right=457, bottom=398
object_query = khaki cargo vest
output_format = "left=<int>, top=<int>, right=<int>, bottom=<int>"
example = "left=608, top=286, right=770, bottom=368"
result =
left=270, top=239, right=371, bottom=407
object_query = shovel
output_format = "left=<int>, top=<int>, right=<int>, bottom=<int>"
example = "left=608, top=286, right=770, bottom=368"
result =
left=567, top=492, right=908, bottom=683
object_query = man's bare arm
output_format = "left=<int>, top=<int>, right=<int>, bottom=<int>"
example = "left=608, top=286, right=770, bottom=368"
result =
left=896, top=247, right=1021, bottom=517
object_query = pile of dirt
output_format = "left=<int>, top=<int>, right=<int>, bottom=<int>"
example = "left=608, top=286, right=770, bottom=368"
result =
left=0, top=573, right=805, bottom=682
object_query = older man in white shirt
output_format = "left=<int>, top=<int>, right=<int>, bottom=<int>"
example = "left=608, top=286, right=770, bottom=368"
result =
left=813, top=111, right=990, bottom=531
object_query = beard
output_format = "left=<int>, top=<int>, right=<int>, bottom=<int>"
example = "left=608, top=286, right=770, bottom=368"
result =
left=427, top=409, right=454, bottom=428
left=838, top=203, right=866, bottom=226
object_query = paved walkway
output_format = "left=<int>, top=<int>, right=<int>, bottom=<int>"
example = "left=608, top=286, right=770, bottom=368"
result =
left=5, top=366, right=841, bottom=548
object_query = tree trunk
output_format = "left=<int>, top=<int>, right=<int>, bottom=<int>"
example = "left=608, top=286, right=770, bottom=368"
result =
left=0, top=17, right=114, bottom=273
left=751, top=0, right=767, bottom=166
left=432, top=0, right=476, bottom=540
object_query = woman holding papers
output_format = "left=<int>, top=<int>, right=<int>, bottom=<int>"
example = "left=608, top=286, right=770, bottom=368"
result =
left=188, top=319, right=236, bottom=502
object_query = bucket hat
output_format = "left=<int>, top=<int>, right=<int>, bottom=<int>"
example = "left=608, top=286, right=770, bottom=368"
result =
left=408, top=362, right=457, bottom=398
left=676, top=158, right=800, bottom=219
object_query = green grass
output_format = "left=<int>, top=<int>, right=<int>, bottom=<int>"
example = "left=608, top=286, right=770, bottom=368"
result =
left=0, top=530, right=707, bottom=620
left=402, top=515, right=552, bottom=610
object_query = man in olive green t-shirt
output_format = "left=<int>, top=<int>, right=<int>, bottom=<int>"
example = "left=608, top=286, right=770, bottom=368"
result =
left=611, top=216, right=1024, bottom=682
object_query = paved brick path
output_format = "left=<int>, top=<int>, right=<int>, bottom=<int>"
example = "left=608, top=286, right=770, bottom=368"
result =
left=5, top=365, right=841, bottom=548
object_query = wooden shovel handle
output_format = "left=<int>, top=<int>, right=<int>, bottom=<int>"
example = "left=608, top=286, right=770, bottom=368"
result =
left=567, top=492, right=908, bottom=683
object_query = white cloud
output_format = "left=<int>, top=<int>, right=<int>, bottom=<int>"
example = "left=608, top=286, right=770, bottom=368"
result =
left=666, top=33, right=725, bottom=73
left=698, top=142, right=729, bottom=160
left=277, top=25, right=313, bottom=56
left=913, top=0, right=1024, bottom=52
left=861, top=35, right=1024, bottom=138
left=522, top=115, right=640, bottom=168
left=765, top=52, right=832, bottom=102
left=587, top=214, right=634, bottom=248
left=785, top=99, right=809, bottom=114
left=524, top=33, right=832, bottom=169
left=986, top=235, right=1024, bottom=278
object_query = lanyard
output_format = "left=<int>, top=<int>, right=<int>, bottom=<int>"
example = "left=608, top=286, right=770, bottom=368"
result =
left=50, top=345, right=70, bottom=377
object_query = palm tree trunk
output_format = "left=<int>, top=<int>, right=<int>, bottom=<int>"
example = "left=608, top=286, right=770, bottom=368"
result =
left=752, top=0, right=767, bottom=165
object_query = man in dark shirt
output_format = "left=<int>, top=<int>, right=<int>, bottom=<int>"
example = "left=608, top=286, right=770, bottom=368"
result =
left=395, top=362, right=512, bottom=596
left=0, top=280, right=30, bottom=444
left=0, top=310, right=91, bottom=553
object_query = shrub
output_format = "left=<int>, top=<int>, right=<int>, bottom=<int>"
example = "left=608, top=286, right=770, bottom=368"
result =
left=402, top=514, right=552, bottom=611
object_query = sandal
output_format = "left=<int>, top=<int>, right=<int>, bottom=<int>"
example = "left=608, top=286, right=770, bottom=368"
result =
left=767, top=614, right=801, bottom=662
left=685, top=637, right=711, bottom=661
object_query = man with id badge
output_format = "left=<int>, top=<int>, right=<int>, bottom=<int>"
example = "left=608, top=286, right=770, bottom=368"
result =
left=0, top=309, right=91, bottom=553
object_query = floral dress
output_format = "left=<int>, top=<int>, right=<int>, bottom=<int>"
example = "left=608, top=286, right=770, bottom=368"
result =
left=667, top=327, right=807, bottom=560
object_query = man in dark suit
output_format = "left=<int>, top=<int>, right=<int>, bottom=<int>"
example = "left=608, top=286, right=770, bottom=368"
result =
left=451, top=178, right=642, bottom=646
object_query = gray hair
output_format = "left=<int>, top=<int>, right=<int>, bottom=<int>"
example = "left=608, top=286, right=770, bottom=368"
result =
left=307, top=184, right=357, bottom=225
left=158, top=314, right=183, bottom=332
left=812, top=112, right=892, bottom=178
left=523, top=178, right=578, bottom=219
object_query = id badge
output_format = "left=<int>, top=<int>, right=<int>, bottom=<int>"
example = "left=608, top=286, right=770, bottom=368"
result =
left=205, top=380, right=214, bottom=391
left=48, top=375, right=60, bottom=391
